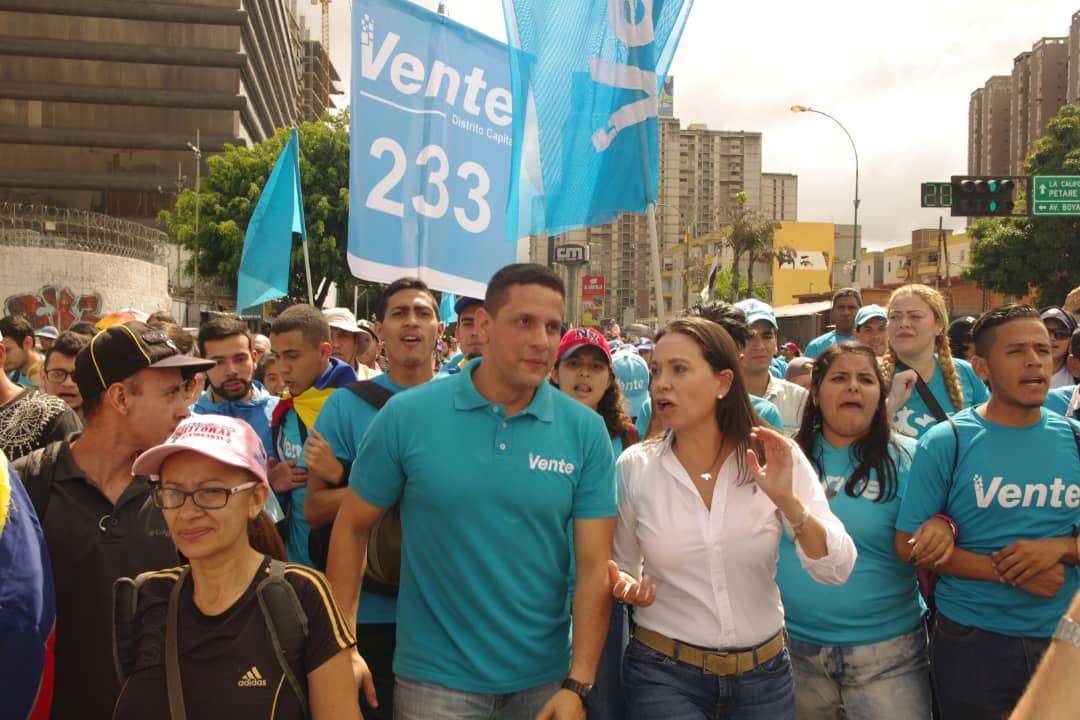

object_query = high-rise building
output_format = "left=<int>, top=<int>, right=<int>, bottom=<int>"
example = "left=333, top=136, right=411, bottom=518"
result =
left=1028, top=36, right=1069, bottom=161
left=542, top=117, right=769, bottom=324
left=761, top=173, right=798, bottom=222
left=299, top=38, right=342, bottom=122
left=1069, top=10, right=1080, bottom=103
left=1010, top=51, right=1033, bottom=176
left=968, top=77, right=1011, bottom=176
left=0, top=0, right=307, bottom=225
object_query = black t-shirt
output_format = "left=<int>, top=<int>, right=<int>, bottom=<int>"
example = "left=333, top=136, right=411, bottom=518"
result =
left=113, top=557, right=356, bottom=720
left=12, top=439, right=178, bottom=720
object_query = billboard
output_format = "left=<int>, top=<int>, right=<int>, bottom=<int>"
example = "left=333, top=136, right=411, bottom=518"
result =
left=582, top=275, right=605, bottom=326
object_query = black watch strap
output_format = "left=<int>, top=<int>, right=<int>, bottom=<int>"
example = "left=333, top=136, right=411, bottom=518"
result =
left=561, top=677, right=593, bottom=704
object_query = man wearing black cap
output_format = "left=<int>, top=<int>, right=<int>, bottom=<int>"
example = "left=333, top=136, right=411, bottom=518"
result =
left=12, top=321, right=215, bottom=720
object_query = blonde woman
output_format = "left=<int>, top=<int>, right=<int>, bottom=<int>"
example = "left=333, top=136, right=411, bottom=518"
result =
left=882, top=285, right=988, bottom=439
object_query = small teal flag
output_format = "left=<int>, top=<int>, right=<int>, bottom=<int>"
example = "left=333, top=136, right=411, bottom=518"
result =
left=439, top=292, right=458, bottom=324
left=237, top=128, right=306, bottom=311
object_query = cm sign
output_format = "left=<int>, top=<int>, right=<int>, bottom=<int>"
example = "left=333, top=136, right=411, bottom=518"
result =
left=555, top=244, right=589, bottom=265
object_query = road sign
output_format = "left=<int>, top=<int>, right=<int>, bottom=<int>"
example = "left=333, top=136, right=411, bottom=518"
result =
left=1032, top=176, right=1080, bottom=216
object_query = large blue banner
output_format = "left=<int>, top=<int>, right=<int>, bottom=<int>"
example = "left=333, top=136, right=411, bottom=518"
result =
left=503, top=0, right=693, bottom=238
left=349, top=0, right=517, bottom=298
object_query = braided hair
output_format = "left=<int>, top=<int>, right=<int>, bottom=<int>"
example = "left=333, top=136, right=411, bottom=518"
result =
left=882, top=284, right=965, bottom=411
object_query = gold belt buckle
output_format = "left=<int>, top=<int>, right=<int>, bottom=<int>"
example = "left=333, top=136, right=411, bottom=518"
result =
left=702, top=651, right=740, bottom=676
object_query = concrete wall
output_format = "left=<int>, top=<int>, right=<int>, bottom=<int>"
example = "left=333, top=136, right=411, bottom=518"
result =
left=1, top=245, right=170, bottom=329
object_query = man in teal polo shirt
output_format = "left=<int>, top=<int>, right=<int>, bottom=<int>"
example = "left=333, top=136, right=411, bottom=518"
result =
left=896, top=304, right=1080, bottom=718
left=327, top=264, right=616, bottom=719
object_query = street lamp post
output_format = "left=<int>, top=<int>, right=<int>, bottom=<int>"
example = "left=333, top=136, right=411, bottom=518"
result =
left=791, top=105, right=860, bottom=286
left=656, top=202, right=695, bottom=311
left=186, top=129, right=202, bottom=319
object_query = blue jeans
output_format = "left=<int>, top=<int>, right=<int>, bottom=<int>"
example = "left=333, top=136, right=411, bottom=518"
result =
left=786, top=622, right=932, bottom=720
left=589, top=601, right=629, bottom=720
left=393, top=676, right=562, bottom=720
left=623, top=636, right=795, bottom=719
left=931, top=613, right=1050, bottom=720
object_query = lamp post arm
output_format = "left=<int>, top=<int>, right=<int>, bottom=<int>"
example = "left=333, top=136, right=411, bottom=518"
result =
left=802, top=107, right=860, bottom=284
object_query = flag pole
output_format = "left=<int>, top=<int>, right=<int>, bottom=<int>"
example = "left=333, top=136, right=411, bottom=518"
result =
left=301, top=235, right=314, bottom=305
left=647, top=203, right=665, bottom=327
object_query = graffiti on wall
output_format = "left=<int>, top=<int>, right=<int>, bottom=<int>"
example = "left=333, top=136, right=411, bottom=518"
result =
left=4, top=285, right=104, bottom=330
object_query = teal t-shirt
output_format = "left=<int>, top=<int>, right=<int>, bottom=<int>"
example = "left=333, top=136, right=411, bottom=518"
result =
left=350, top=360, right=616, bottom=693
left=896, top=407, right=1080, bottom=637
left=891, top=357, right=988, bottom=439
left=275, top=411, right=312, bottom=567
left=313, top=374, right=408, bottom=625
left=1044, top=386, right=1076, bottom=418
left=770, top=356, right=788, bottom=379
left=804, top=331, right=856, bottom=359
left=777, top=435, right=924, bottom=646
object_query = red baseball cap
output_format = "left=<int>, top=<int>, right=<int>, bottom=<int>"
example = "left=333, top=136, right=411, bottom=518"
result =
left=557, top=327, right=613, bottom=366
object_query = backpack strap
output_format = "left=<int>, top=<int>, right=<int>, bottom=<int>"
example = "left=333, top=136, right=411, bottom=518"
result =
left=256, top=560, right=311, bottom=720
left=345, top=380, right=396, bottom=410
left=165, top=567, right=191, bottom=720
left=112, top=570, right=163, bottom=686
left=22, top=440, right=63, bottom=521
left=895, top=361, right=950, bottom=422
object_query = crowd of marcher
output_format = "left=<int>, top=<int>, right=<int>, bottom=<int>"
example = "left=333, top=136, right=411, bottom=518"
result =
left=2, top=266, right=1080, bottom=720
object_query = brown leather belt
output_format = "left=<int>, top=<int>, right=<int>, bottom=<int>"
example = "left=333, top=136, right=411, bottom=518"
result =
left=633, top=626, right=785, bottom=677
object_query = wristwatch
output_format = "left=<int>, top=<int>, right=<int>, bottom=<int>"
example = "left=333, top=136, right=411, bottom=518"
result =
left=1053, top=616, right=1080, bottom=647
left=561, top=677, right=594, bottom=705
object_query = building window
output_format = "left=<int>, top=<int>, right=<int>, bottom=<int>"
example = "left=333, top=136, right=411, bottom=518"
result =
left=887, top=261, right=891, bottom=272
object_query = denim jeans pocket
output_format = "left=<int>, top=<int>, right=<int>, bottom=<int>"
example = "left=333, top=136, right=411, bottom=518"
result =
left=755, top=647, right=793, bottom=677
left=626, top=638, right=676, bottom=666
left=934, top=614, right=980, bottom=642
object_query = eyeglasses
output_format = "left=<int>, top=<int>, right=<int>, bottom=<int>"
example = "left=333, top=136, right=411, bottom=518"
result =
left=1048, top=329, right=1072, bottom=340
left=151, top=481, right=258, bottom=510
left=45, top=368, right=75, bottom=383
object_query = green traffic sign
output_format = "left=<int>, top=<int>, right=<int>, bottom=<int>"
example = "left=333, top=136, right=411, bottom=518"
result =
left=1032, top=176, right=1080, bottom=216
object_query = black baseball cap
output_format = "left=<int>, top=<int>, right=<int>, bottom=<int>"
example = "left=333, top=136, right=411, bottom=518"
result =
left=454, top=296, right=483, bottom=315
left=74, top=321, right=215, bottom=400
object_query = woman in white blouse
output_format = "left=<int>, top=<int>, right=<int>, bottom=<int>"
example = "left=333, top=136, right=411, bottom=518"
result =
left=612, top=316, right=856, bottom=719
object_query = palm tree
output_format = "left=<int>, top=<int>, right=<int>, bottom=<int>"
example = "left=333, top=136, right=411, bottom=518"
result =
left=717, top=192, right=781, bottom=301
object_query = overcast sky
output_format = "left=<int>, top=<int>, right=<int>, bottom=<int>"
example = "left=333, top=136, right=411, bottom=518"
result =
left=298, top=0, right=1076, bottom=250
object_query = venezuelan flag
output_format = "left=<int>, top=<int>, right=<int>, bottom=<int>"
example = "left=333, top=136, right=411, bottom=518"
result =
left=0, top=451, right=56, bottom=719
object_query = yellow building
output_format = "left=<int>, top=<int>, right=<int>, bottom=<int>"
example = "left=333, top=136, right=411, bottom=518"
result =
left=771, top=222, right=836, bottom=306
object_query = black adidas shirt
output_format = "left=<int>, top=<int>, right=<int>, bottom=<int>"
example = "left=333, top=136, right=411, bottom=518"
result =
left=113, top=557, right=356, bottom=720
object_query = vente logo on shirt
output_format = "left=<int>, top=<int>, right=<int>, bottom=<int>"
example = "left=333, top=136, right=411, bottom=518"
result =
left=973, top=474, right=1080, bottom=509
left=824, top=474, right=880, bottom=501
left=529, top=452, right=575, bottom=475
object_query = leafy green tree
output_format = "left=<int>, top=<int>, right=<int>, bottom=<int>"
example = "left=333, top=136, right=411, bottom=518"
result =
left=700, top=267, right=767, bottom=303
left=160, top=110, right=377, bottom=310
left=717, top=191, right=781, bottom=302
left=966, top=104, right=1080, bottom=306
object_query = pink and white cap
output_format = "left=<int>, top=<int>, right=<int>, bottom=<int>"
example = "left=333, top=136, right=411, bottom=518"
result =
left=132, top=414, right=268, bottom=486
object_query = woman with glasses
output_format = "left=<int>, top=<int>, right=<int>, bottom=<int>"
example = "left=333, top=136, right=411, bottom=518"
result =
left=613, top=317, right=856, bottom=719
left=112, top=414, right=361, bottom=720
left=777, top=343, right=944, bottom=719
left=1040, top=307, right=1078, bottom=388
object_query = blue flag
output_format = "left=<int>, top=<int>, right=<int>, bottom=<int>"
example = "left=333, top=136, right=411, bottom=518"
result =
left=348, top=0, right=517, bottom=299
left=503, top=0, right=693, bottom=238
left=439, top=292, right=458, bottom=324
left=237, top=128, right=306, bottom=311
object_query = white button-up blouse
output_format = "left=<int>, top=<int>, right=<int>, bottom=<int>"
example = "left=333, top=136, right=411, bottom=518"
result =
left=614, top=433, right=857, bottom=649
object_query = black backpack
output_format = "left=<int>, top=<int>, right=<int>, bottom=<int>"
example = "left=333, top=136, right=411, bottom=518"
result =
left=305, top=381, right=401, bottom=597
left=16, top=440, right=64, bottom=521
left=113, top=560, right=311, bottom=719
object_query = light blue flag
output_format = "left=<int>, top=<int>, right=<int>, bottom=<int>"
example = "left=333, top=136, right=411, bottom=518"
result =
left=439, top=291, right=458, bottom=324
left=237, top=127, right=306, bottom=311
left=503, top=0, right=694, bottom=238
left=348, top=0, right=517, bottom=299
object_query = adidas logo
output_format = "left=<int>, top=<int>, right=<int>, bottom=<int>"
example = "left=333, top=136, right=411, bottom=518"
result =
left=238, top=666, right=268, bottom=688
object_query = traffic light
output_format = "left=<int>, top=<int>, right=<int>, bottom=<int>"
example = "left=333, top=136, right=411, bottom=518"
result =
left=950, top=176, right=1017, bottom=217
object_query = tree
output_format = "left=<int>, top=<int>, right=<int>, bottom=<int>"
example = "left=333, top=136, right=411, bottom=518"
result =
left=716, top=191, right=781, bottom=302
left=703, top=267, right=768, bottom=303
left=159, top=110, right=377, bottom=310
left=965, top=104, right=1080, bottom=306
